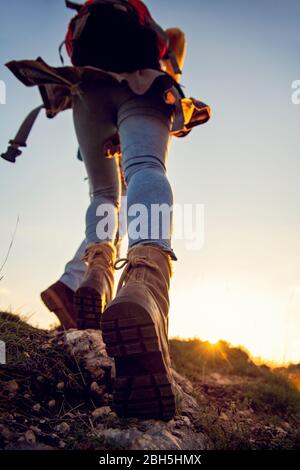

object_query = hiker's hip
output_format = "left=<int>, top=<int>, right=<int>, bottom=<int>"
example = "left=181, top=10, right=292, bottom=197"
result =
left=72, top=79, right=173, bottom=181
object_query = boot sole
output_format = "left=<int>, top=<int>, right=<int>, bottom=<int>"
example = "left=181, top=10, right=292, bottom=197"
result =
left=74, top=286, right=103, bottom=330
left=101, top=300, right=175, bottom=421
left=41, top=290, right=76, bottom=330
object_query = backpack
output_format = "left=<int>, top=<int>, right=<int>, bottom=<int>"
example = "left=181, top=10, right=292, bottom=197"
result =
left=60, top=0, right=182, bottom=75
left=1, top=1, right=211, bottom=164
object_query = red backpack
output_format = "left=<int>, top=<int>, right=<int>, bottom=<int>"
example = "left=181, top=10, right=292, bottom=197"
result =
left=61, top=0, right=181, bottom=75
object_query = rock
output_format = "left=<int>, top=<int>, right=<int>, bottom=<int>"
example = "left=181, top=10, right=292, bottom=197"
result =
left=29, top=426, right=42, bottom=435
left=5, top=380, right=19, bottom=397
left=63, top=330, right=211, bottom=450
left=56, top=382, right=65, bottom=391
left=210, top=372, right=235, bottom=385
left=92, top=406, right=113, bottom=419
left=171, top=369, right=194, bottom=394
left=282, top=421, right=291, bottom=431
left=237, top=409, right=253, bottom=418
left=90, top=381, right=105, bottom=395
left=65, top=330, right=114, bottom=380
left=0, top=424, right=13, bottom=440
left=181, top=416, right=191, bottom=426
left=55, top=422, right=70, bottom=435
left=94, top=422, right=209, bottom=451
left=275, top=426, right=287, bottom=436
left=24, top=430, right=36, bottom=445
left=171, top=375, right=200, bottom=418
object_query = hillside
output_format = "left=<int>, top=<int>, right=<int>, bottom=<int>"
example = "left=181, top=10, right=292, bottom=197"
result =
left=0, top=312, right=299, bottom=450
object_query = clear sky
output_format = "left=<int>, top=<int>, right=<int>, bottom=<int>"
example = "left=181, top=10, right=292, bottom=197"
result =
left=1, top=0, right=300, bottom=364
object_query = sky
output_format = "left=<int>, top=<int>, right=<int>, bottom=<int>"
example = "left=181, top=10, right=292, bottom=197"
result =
left=0, top=0, right=300, bottom=364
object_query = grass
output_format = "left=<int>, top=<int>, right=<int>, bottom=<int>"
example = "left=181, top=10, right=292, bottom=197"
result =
left=170, top=337, right=300, bottom=422
left=170, top=336, right=300, bottom=449
left=0, top=311, right=109, bottom=449
left=1, top=312, right=300, bottom=450
left=243, top=371, right=300, bottom=419
left=170, top=338, right=260, bottom=379
left=0, top=311, right=87, bottom=400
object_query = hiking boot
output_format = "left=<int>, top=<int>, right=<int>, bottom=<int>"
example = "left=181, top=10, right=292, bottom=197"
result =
left=101, top=244, right=176, bottom=420
left=74, top=241, right=116, bottom=330
left=41, top=281, right=77, bottom=329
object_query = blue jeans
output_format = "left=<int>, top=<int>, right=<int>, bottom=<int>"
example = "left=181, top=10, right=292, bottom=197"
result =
left=72, top=79, right=177, bottom=261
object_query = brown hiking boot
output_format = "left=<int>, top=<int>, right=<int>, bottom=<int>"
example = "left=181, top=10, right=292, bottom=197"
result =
left=41, top=281, right=77, bottom=329
left=74, top=241, right=116, bottom=330
left=101, top=244, right=176, bottom=421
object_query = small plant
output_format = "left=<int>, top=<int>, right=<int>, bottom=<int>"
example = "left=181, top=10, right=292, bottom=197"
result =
left=243, top=371, right=300, bottom=420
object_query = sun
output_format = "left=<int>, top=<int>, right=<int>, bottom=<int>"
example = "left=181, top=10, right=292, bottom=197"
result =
left=169, top=280, right=298, bottom=364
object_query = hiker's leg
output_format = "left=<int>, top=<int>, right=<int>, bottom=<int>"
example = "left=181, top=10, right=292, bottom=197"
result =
left=58, top=162, right=127, bottom=292
left=117, top=90, right=177, bottom=261
left=58, top=183, right=126, bottom=293
left=72, top=81, right=121, bottom=245
left=102, top=89, right=177, bottom=419
left=59, top=239, right=87, bottom=292
left=71, top=81, right=122, bottom=327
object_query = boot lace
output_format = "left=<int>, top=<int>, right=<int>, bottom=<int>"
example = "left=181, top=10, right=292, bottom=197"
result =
left=114, top=255, right=157, bottom=294
left=83, top=243, right=115, bottom=269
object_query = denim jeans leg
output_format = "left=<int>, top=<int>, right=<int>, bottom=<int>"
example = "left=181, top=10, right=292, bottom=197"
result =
left=59, top=239, right=87, bottom=291
left=72, top=82, right=121, bottom=246
left=117, top=97, right=178, bottom=261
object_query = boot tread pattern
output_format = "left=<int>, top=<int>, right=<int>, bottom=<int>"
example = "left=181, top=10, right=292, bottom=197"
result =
left=74, top=286, right=102, bottom=329
left=102, top=318, right=158, bottom=356
left=101, top=301, right=175, bottom=421
left=113, top=373, right=175, bottom=420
